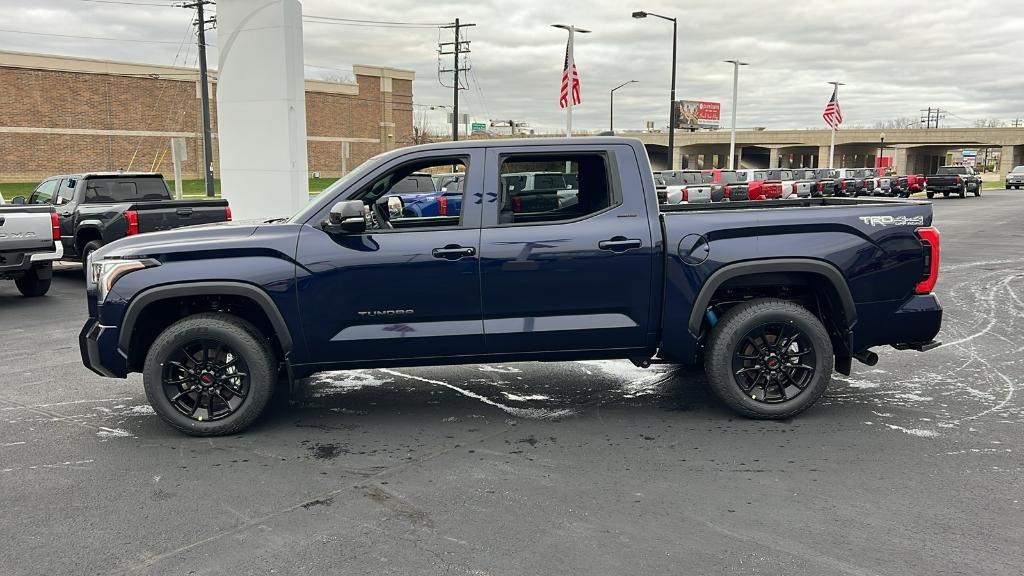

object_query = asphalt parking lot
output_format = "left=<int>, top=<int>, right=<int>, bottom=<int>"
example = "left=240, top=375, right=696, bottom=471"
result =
left=2, top=190, right=1022, bottom=576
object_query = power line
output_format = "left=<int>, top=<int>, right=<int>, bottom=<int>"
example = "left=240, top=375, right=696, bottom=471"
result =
left=302, top=15, right=449, bottom=28
left=0, top=28, right=189, bottom=44
left=76, top=0, right=176, bottom=6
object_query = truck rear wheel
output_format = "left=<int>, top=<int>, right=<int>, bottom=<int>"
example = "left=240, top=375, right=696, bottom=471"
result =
left=958, top=186, right=966, bottom=198
left=81, top=240, right=103, bottom=277
left=143, top=313, right=276, bottom=436
left=14, top=264, right=51, bottom=297
left=703, top=298, right=833, bottom=419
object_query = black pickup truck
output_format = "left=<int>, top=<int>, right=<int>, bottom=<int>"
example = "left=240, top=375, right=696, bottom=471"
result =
left=925, top=165, right=982, bottom=198
left=10, top=173, right=231, bottom=267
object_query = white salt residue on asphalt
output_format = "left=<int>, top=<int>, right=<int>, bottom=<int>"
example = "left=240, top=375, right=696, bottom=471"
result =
left=834, top=375, right=880, bottom=389
left=884, top=424, right=938, bottom=438
left=380, top=369, right=574, bottom=420
left=123, top=405, right=155, bottom=416
left=574, top=360, right=673, bottom=398
left=96, top=427, right=134, bottom=438
left=476, top=364, right=522, bottom=373
left=308, top=370, right=393, bottom=396
left=501, top=392, right=550, bottom=402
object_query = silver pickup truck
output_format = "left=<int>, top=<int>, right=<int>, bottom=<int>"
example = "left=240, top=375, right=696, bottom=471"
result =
left=0, top=204, right=63, bottom=296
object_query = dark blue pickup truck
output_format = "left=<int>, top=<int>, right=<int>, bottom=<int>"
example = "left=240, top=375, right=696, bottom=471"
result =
left=79, top=137, right=943, bottom=436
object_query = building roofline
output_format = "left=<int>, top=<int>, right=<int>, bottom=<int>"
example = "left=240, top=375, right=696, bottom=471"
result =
left=0, top=50, right=413, bottom=94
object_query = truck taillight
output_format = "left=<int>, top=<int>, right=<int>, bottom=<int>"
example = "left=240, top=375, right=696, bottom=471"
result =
left=51, top=212, right=60, bottom=241
left=841, top=180, right=847, bottom=189
left=438, top=195, right=448, bottom=216
left=723, top=185, right=731, bottom=199
left=817, top=181, right=824, bottom=193
left=681, top=187, right=688, bottom=202
left=955, top=175, right=962, bottom=185
left=914, top=227, right=940, bottom=295
left=225, top=206, right=232, bottom=221
left=512, top=196, right=522, bottom=212
left=125, top=210, right=139, bottom=236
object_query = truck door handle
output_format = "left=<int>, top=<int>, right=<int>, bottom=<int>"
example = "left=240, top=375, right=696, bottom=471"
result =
left=431, top=245, right=476, bottom=260
left=598, top=237, right=642, bottom=252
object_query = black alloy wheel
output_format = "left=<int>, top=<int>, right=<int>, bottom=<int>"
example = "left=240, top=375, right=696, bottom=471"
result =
left=162, top=339, right=250, bottom=422
left=144, top=313, right=276, bottom=436
left=731, top=323, right=816, bottom=403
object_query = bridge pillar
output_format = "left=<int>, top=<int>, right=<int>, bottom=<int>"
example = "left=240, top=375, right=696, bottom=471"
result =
left=893, top=147, right=908, bottom=174
left=768, top=146, right=780, bottom=168
left=1001, top=145, right=1021, bottom=174
left=817, top=146, right=830, bottom=168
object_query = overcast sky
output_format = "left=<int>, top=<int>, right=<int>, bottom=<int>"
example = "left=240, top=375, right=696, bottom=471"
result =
left=2, top=0, right=1022, bottom=133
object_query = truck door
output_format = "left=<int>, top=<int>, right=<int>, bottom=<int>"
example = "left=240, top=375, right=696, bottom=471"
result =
left=294, top=150, right=485, bottom=364
left=478, top=144, right=655, bottom=354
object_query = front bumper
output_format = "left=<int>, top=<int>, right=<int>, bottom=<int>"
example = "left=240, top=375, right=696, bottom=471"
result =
left=79, top=318, right=129, bottom=378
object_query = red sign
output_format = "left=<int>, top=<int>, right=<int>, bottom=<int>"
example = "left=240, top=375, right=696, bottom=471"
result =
left=675, top=100, right=721, bottom=129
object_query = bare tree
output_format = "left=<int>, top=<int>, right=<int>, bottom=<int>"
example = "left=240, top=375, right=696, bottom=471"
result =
left=412, top=107, right=438, bottom=145
left=973, top=118, right=1007, bottom=128
left=321, top=73, right=355, bottom=84
left=871, top=117, right=923, bottom=129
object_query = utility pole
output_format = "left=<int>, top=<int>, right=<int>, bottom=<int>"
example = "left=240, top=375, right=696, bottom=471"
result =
left=182, top=1, right=216, bottom=197
left=439, top=19, right=474, bottom=141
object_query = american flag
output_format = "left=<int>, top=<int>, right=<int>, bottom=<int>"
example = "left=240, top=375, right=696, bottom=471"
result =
left=559, top=39, right=580, bottom=109
left=822, top=87, right=843, bottom=130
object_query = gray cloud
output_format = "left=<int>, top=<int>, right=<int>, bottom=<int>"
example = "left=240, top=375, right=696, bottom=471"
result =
left=2, top=0, right=1021, bottom=132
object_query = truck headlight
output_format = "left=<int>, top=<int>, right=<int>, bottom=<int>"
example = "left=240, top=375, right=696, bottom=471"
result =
left=87, top=256, right=159, bottom=303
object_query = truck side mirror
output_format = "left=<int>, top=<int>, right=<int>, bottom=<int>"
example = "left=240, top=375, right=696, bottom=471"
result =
left=323, top=200, right=366, bottom=234
left=10, top=196, right=26, bottom=205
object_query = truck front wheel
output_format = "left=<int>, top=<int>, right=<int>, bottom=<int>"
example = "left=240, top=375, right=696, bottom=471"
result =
left=703, top=298, right=833, bottom=419
left=15, top=264, right=52, bottom=297
left=143, top=313, right=276, bottom=436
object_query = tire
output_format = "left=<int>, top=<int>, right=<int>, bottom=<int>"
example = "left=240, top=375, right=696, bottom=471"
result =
left=973, top=184, right=981, bottom=197
left=958, top=185, right=966, bottom=198
left=14, top=264, right=51, bottom=297
left=704, top=298, right=834, bottom=419
left=943, top=191, right=950, bottom=198
left=926, top=191, right=934, bottom=199
left=80, top=240, right=103, bottom=277
left=143, top=313, right=277, bottom=436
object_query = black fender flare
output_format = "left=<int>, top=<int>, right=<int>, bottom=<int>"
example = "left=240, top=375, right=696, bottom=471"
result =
left=117, top=281, right=293, bottom=356
left=688, top=258, right=858, bottom=337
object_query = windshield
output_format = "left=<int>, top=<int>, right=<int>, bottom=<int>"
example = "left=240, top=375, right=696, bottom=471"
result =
left=1012, top=166, right=1024, bottom=173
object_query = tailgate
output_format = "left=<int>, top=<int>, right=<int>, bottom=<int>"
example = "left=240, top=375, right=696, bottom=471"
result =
left=0, top=206, right=54, bottom=253
left=132, top=200, right=229, bottom=233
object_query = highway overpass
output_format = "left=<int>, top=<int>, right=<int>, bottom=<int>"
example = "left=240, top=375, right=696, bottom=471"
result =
left=632, top=127, right=1024, bottom=174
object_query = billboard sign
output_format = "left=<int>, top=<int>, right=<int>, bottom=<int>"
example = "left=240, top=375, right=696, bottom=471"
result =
left=674, top=100, right=721, bottom=129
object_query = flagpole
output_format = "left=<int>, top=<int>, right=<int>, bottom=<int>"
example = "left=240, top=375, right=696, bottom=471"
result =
left=566, top=26, right=574, bottom=137
left=827, top=81, right=844, bottom=168
left=553, top=24, right=590, bottom=139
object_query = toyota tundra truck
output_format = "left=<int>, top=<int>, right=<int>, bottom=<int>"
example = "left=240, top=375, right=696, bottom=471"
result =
left=0, top=205, right=63, bottom=296
left=925, top=165, right=982, bottom=198
left=10, top=172, right=231, bottom=269
left=79, top=138, right=943, bottom=436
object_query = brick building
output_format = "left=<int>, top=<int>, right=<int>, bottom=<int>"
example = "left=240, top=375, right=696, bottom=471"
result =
left=0, top=50, right=414, bottom=183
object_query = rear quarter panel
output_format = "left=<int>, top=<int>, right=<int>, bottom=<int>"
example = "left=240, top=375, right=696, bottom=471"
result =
left=660, top=200, right=933, bottom=361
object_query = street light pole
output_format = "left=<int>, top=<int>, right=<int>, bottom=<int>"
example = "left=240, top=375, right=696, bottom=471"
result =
left=724, top=59, right=748, bottom=170
left=552, top=24, right=591, bottom=138
left=610, top=80, right=638, bottom=132
left=632, top=11, right=677, bottom=169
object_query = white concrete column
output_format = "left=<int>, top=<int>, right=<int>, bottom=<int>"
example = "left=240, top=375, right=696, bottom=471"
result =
left=1001, top=145, right=1021, bottom=174
left=216, top=0, right=309, bottom=221
left=768, top=147, right=780, bottom=168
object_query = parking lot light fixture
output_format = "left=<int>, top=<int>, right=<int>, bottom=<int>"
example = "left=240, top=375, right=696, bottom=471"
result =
left=724, top=59, right=749, bottom=170
left=879, top=131, right=886, bottom=165
left=632, top=10, right=677, bottom=169
left=610, top=80, right=638, bottom=132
